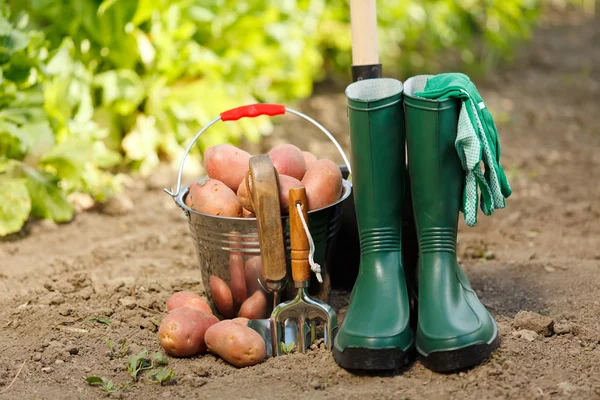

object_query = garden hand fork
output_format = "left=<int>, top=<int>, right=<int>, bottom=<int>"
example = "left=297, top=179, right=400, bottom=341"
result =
left=271, top=187, right=338, bottom=353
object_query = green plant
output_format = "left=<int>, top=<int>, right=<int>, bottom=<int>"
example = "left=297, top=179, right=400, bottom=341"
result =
left=127, top=350, right=152, bottom=382
left=90, top=317, right=110, bottom=325
left=148, top=367, right=174, bottom=385
left=85, top=376, right=118, bottom=393
left=105, top=338, right=129, bottom=359
left=0, top=3, right=122, bottom=236
left=126, top=349, right=169, bottom=382
left=280, top=341, right=295, bottom=355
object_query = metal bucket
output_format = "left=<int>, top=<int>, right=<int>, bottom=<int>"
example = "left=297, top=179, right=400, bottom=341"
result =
left=165, top=104, right=352, bottom=319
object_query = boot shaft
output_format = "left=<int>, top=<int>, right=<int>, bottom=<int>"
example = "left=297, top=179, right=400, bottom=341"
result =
left=346, top=78, right=406, bottom=235
left=404, top=76, right=462, bottom=238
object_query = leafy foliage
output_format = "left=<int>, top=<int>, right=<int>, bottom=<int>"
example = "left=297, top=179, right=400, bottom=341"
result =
left=1, top=0, right=563, bottom=236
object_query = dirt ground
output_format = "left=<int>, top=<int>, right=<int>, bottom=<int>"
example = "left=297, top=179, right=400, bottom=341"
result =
left=1, top=7, right=599, bottom=400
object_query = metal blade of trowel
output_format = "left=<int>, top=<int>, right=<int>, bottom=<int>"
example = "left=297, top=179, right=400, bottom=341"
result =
left=243, top=155, right=310, bottom=356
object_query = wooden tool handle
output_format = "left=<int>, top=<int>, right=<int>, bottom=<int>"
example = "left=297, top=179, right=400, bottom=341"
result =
left=350, top=0, right=379, bottom=66
left=289, top=187, right=310, bottom=284
left=249, top=155, right=287, bottom=285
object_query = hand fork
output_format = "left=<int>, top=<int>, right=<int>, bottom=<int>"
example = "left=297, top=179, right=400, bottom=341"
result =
left=271, top=187, right=338, bottom=354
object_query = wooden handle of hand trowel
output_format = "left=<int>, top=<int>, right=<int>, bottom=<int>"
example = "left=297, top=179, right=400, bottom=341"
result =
left=350, top=0, right=381, bottom=80
left=248, top=155, right=287, bottom=288
left=289, top=187, right=310, bottom=284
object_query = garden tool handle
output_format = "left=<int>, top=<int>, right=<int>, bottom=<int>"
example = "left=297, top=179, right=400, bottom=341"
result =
left=248, top=155, right=287, bottom=290
left=349, top=0, right=382, bottom=80
left=289, top=187, right=310, bottom=286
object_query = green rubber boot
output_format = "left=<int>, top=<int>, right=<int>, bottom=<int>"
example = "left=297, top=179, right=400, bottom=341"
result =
left=404, top=76, right=500, bottom=372
left=333, top=78, right=414, bottom=370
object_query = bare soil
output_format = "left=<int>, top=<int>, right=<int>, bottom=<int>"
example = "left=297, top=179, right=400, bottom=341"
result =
left=1, top=8, right=599, bottom=400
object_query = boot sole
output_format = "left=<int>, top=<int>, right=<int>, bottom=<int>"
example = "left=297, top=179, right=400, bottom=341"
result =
left=418, top=333, right=500, bottom=373
left=333, top=345, right=414, bottom=371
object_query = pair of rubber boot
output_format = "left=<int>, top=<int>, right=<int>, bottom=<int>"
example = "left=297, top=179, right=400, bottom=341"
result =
left=333, top=76, right=499, bottom=373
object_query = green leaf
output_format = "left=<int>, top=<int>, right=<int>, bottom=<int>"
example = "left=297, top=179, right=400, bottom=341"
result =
left=90, top=317, right=111, bottom=325
left=97, top=0, right=118, bottom=16
left=85, top=376, right=104, bottom=384
left=151, top=352, right=168, bottom=366
left=21, top=165, right=74, bottom=223
left=93, top=70, right=145, bottom=116
left=149, top=368, right=174, bottom=385
left=127, top=349, right=151, bottom=382
left=0, top=177, right=31, bottom=236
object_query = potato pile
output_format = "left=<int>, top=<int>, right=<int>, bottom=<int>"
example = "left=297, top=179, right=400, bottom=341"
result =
left=184, top=143, right=344, bottom=215
left=158, top=291, right=266, bottom=368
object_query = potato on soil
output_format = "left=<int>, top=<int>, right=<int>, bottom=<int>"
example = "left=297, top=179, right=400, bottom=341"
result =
left=204, top=144, right=251, bottom=191
left=188, top=179, right=242, bottom=217
left=167, top=291, right=212, bottom=314
left=205, top=320, right=267, bottom=367
left=302, top=151, right=318, bottom=170
left=238, top=291, right=268, bottom=319
left=158, top=307, right=218, bottom=357
left=209, top=275, right=235, bottom=318
left=244, top=256, right=264, bottom=295
left=268, top=144, right=306, bottom=180
left=301, top=159, right=343, bottom=211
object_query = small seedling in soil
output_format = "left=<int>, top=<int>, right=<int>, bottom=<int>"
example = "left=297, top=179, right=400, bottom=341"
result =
left=148, top=368, right=174, bottom=386
left=127, top=350, right=153, bottom=382
left=105, top=338, right=129, bottom=359
left=86, top=377, right=118, bottom=393
left=90, top=317, right=111, bottom=325
left=151, top=352, right=168, bottom=367
left=280, top=341, right=295, bottom=355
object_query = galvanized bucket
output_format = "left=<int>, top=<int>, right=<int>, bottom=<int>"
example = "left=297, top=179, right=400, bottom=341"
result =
left=165, top=104, right=352, bottom=319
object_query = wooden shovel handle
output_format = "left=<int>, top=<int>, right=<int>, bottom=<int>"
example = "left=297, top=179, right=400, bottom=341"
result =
left=248, top=155, right=287, bottom=285
left=289, top=187, right=310, bottom=284
left=350, top=0, right=379, bottom=66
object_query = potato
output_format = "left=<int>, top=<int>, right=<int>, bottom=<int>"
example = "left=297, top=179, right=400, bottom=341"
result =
left=244, top=256, right=264, bottom=295
left=210, top=275, right=235, bottom=319
left=158, top=307, right=218, bottom=357
left=167, top=291, right=212, bottom=314
left=277, top=175, right=304, bottom=213
left=232, top=317, right=249, bottom=325
left=229, top=233, right=247, bottom=311
left=302, top=151, right=318, bottom=170
left=205, top=320, right=267, bottom=367
left=242, top=208, right=254, bottom=218
left=204, top=144, right=251, bottom=191
left=268, top=144, right=306, bottom=180
left=188, top=179, right=242, bottom=217
left=229, top=254, right=247, bottom=310
left=236, top=176, right=253, bottom=212
left=301, top=159, right=343, bottom=211
left=237, top=174, right=303, bottom=214
left=238, top=291, right=268, bottom=319
left=184, top=193, right=193, bottom=208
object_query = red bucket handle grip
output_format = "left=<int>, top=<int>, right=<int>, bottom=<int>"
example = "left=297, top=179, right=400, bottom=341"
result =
left=220, top=104, right=286, bottom=122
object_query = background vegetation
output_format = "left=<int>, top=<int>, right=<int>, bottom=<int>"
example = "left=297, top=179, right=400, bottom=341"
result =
left=0, top=0, right=590, bottom=235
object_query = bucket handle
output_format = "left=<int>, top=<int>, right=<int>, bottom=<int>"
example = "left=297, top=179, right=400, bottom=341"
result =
left=164, top=103, right=352, bottom=199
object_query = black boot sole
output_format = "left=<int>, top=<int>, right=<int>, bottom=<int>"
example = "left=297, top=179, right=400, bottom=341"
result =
left=418, top=334, right=501, bottom=373
left=333, top=345, right=414, bottom=371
